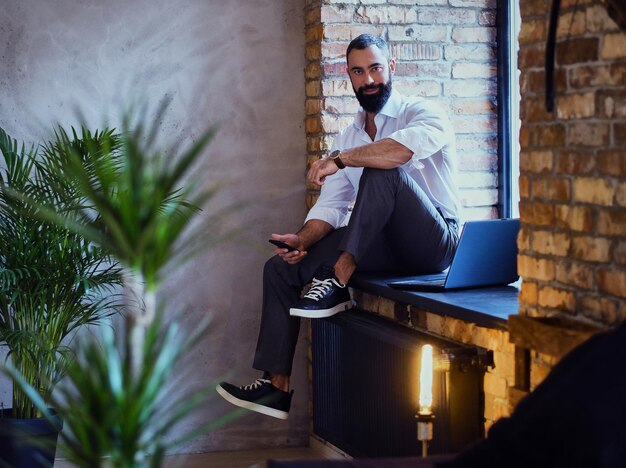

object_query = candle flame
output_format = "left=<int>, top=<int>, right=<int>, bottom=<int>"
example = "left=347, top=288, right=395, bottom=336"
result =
left=419, top=344, right=433, bottom=414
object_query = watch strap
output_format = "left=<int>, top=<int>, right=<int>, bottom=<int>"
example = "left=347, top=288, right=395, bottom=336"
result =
left=330, top=150, right=345, bottom=169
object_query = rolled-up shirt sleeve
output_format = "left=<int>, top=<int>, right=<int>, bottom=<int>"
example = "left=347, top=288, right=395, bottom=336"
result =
left=385, top=101, right=454, bottom=166
left=304, top=167, right=356, bottom=229
left=304, top=135, right=358, bottom=229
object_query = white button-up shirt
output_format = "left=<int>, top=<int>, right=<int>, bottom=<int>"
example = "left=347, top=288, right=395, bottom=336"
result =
left=305, top=90, right=461, bottom=228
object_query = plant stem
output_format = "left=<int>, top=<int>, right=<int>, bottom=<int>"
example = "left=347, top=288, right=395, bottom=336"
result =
left=123, top=270, right=155, bottom=379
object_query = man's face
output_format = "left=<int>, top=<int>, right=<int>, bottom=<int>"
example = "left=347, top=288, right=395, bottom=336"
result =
left=346, top=45, right=396, bottom=114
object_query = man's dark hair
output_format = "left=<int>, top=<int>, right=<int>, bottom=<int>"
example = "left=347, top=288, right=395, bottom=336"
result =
left=346, top=34, right=390, bottom=60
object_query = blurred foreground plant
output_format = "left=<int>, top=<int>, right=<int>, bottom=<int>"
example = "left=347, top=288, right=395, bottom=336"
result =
left=7, top=311, right=231, bottom=468
left=5, top=101, right=235, bottom=467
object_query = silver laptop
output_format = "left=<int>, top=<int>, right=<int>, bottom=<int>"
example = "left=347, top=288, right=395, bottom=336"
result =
left=387, top=218, right=520, bottom=292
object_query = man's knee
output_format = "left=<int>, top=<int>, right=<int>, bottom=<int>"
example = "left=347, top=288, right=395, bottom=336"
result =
left=264, top=255, right=289, bottom=279
left=359, top=167, right=412, bottom=197
left=264, top=255, right=306, bottom=290
left=361, top=167, right=401, bottom=182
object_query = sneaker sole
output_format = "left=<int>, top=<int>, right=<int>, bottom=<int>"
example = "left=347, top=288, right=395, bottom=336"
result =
left=289, top=300, right=353, bottom=318
left=215, top=384, right=289, bottom=420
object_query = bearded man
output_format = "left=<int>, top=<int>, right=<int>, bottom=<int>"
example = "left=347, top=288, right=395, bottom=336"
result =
left=217, top=34, right=461, bottom=420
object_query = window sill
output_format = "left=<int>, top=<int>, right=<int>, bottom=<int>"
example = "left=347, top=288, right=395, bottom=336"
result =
left=349, top=273, right=520, bottom=331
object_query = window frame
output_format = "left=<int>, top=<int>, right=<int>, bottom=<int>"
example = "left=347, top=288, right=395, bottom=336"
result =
left=497, top=0, right=520, bottom=219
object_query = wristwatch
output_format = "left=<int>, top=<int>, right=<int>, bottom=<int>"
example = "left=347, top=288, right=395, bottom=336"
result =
left=329, top=149, right=345, bottom=169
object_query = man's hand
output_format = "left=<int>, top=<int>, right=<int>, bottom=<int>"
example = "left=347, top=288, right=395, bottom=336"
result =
left=270, top=233, right=307, bottom=264
left=307, top=157, right=339, bottom=187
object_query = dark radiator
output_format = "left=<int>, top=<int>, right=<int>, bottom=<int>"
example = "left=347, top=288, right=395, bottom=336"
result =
left=311, top=310, right=489, bottom=458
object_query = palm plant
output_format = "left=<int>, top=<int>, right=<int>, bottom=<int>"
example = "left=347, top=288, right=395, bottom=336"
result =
left=0, top=127, right=121, bottom=419
left=6, top=102, right=232, bottom=467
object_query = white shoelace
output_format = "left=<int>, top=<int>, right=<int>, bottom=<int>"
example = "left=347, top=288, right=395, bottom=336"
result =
left=242, top=377, right=270, bottom=390
left=304, top=277, right=344, bottom=302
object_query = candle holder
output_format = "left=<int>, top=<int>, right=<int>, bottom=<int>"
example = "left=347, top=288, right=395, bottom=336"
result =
left=416, top=411, right=435, bottom=457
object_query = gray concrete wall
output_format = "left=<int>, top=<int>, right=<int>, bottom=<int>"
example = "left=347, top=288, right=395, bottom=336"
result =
left=0, top=0, right=309, bottom=452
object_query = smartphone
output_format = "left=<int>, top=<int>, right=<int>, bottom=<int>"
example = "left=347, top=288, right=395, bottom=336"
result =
left=268, top=239, right=298, bottom=252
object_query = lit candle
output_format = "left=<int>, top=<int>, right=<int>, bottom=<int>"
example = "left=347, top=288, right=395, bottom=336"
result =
left=419, top=344, right=433, bottom=415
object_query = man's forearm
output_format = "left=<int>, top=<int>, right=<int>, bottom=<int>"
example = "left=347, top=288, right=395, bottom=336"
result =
left=296, top=219, right=334, bottom=250
left=340, top=138, right=413, bottom=169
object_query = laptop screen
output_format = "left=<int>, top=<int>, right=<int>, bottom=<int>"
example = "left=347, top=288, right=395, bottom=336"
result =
left=443, top=218, right=520, bottom=289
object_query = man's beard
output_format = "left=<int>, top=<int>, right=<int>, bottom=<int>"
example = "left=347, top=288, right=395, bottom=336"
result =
left=354, top=79, right=392, bottom=113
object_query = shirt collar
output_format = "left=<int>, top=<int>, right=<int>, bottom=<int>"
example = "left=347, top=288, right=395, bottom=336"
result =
left=354, top=89, right=402, bottom=129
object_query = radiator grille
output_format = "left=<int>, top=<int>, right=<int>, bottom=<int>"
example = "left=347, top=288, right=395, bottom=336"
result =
left=312, top=310, right=484, bottom=457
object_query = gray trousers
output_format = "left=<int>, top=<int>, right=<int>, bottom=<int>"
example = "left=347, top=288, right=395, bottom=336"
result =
left=253, top=168, right=459, bottom=376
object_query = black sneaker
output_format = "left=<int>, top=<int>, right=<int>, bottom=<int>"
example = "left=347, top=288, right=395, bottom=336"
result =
left=216, top=372, right=293, bottom=420
left=289, top=265, right=352, bottom=318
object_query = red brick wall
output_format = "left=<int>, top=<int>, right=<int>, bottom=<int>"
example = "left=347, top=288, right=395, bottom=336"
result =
left=517, top=0, right=626, bottom=330
left=304, top=0, right=500, bottom=220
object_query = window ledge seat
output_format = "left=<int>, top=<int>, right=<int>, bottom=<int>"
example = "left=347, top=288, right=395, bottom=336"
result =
left=349, top=273, right=520, bottom=330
